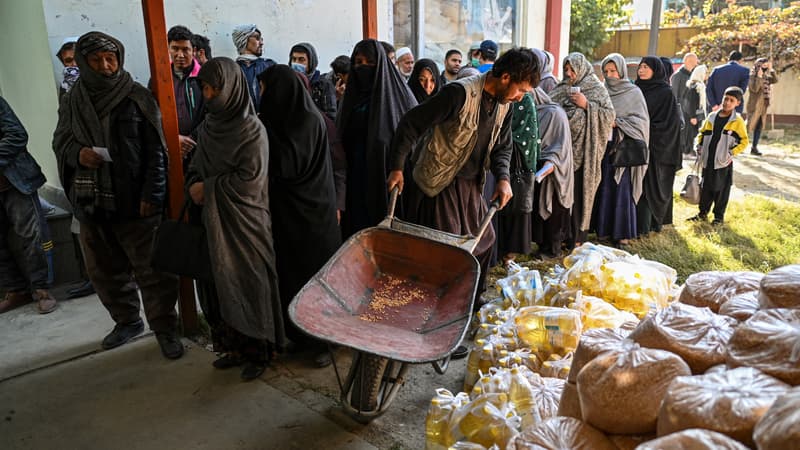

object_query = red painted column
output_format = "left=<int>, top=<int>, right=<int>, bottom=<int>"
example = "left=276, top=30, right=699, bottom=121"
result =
left=545, top=0, right=564, bottom=77
left=141, top=0, right=198, bottom=334
left=363, top=0, right=378, bottom=39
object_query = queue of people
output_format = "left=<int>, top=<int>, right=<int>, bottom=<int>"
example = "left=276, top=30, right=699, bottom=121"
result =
left=0, top=23, right=778, bottom=382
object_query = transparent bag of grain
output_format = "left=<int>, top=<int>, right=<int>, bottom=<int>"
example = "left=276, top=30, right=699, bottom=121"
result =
left=577, top=342, right=690, bottom=434
left=505, top=416, right=617, bottom=450
left=607, top=434, right=654, bottom=450
left=753, top=386, right=800, bottom=450
left=718, top=291, right=759, bottom=322
left=568, top=327, right=631, bottom=383
left=726, top=308, right=800, bottom=385
left=556, top=381, right=581, bottom=419
left=657, top=367, right=790, bottom=446
left=678, top=271, right=763, bottom=312
left=635, top=429, right=749, bottom=450
left=758, top=264, right=800, bottom=310
left=628, top=302, right=737, bottom=373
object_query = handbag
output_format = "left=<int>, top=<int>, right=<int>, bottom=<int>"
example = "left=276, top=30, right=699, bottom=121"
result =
left=612, top=136, right=649, bottom=167
left=680, top=160, right=702, bottom=205
left=508, top=146, right=536, bottom=214
left=150, top=200, right=213, bottom=280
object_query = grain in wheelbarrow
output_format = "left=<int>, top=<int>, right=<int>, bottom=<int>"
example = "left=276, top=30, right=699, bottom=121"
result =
left=358, top=274, right=434, bottom=324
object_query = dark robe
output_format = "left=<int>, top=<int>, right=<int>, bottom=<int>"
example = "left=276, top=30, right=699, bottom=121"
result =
left=257, top=65, right=342, bottom=345
left=635, top=56, right=682, bottom=234
left=185, top=57, right=285, bottom=352
left=337, top=39, right=417, bottom=237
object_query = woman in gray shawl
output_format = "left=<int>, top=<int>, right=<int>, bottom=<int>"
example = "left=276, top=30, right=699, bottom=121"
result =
left=537, top=50, right=558, bottom=93
left=593, top=53, right=649, bottom=246
left=549, top=52, right=615, bottom=249
left=186, top=57, right=286, bottom=381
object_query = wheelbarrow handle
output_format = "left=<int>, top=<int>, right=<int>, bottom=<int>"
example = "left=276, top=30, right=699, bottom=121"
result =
left=464, top=199, right=499, bottom=254
left=387, top=185, right=400, bottom=221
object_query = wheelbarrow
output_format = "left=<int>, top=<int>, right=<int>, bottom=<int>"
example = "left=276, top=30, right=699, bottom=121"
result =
left=289, top=188, right=498, bottom=423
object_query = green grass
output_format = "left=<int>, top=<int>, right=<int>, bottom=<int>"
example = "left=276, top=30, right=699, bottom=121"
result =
left=762, top=123, right=800, bottom=154
left=495, top=193, right=800, bottom=285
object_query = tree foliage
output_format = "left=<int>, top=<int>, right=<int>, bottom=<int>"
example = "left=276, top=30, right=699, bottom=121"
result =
left=684, top=4, right=800, bottom=73
left=569, top=0, right=632, bottom=56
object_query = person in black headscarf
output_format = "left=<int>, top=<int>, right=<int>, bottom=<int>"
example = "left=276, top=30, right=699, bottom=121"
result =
left=337, top=39, right=417, bottom=238
left=407, top=58, right=442, bottom=103
left=635, top=56, right=682, bottom=235
left=257, top=65, right=341, bottom=367
left=660, top=57, right=675, bottom=85
left=186, top=57, right=286, bottom=381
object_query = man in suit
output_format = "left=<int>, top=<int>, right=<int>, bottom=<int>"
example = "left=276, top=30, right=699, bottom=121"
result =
left=706, top=50, right=749, bottom=113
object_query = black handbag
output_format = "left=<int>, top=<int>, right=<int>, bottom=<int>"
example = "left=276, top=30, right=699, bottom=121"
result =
left=612, top=135, right=649, bottom=167
left=150, top=201, right=213, bottom=280
left=508, top=147, right=536, bottom=214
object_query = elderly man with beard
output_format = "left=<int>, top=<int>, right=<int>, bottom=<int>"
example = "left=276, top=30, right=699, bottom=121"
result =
left=232, top=24, right=275, bottom=106
left=289, top=42, right=338, bottom=120
left=52, top=32, right=182, bottom=359
left=388, top=48, right=536, bottom=307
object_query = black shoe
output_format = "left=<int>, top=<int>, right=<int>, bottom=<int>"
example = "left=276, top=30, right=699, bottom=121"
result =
left=102, top=319, right=145, bottom=350
left=155, top=332, right=184, bottom=359
left=67, top=280, right=95, bottom=299
left=712, top=218, right=725, bottom=226
left=451, top=345, right=469, bottom=360
left=751, top=148, right=762, bottom=156
left=241, top=361, right=267, bottom=381
left=687, top=214, right=707, bottom=222
left=314, top=351, right=332, bottom=368
left=213, top=354, right=244, bottom=369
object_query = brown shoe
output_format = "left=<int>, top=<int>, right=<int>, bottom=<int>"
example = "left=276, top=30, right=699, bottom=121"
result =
left=0, top=291, right=32, bottom=314
left=34, top=289, right=57, bottom=314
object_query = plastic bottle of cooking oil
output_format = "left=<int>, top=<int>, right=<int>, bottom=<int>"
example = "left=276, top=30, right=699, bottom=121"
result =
left=508, top=366, right=536, bottom=428
left=453, top=393, right=513, bottom=448
left=463, top=341, right=493, bottom=393
left=424, top=389, right=457, bottom=450
left=514, top=306, right=582, bottom=353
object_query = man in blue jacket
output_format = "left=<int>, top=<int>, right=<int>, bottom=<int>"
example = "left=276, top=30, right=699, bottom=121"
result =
left=706, top=50, right=749, bottom=114
left=232, top=24, right=275, bottom=106
left=0, top=97, right=58, bottom=314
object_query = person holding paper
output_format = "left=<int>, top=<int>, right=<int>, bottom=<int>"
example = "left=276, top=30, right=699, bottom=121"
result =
left=593, top=53, right=650, bottom=246
left=52, top=32, right=182, bottom=360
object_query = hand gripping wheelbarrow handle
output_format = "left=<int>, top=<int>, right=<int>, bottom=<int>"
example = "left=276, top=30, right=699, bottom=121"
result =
left=385, top=186, right=500, bottom=254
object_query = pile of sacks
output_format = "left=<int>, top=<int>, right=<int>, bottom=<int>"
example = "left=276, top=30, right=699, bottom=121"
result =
left=425, top=259, right=800, bottom=450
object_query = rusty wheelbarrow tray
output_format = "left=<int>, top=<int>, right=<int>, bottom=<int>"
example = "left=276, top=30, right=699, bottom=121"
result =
left=289, top=189, right=496, bottom=422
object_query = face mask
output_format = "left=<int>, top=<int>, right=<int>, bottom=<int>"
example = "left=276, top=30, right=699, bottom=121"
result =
left=353, top=65, right=376, bottom=91
left=291, top=62, right=306, bottom=74
left=472, top=58, right=480, bottom=67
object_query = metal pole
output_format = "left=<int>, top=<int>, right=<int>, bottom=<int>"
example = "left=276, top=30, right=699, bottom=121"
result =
left=647, top=0, right=663, bottom=56
left=141, top=0, right=198, bottom=335
left=413, top=0, right=426, bottom=58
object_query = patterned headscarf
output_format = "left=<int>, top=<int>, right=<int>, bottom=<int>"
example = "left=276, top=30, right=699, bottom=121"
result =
left=79, top=34, right=119, bottom=57
left=232, top=24, right=259, bottom=54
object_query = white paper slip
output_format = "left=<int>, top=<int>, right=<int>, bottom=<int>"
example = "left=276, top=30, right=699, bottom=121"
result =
left=535, top=162, right=554, bottom=183
left=92, top=146, right=113, bottom=162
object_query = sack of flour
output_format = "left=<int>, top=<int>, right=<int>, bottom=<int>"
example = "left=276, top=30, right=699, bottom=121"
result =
left=726, top=308, right=800, bottom=385
left=753, top=386, right=800, bottom=450
left=759, top=264, right=800, bottom=309
left=506, top=417, right=616, bottom=450
left=679, top=271, right=762, bottom=312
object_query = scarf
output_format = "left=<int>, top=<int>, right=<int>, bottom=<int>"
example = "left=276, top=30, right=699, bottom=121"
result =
left=636, top=56, right=683, bottom=168
left=549, top=52, right=615, bottom=230
left=752, top=58, right=772, bottom=106
left=512, top=92, right=539, bottom=170
left=61, top=67, right=80, bottom=92
left=531, top=88, right=574, bottom=219
left=232, top=24, right=258, bottom=54
left=53, top=31, right=165, bottom=216
left=407, top=58, right=442, bottom=103
left=601, top=53, right=649, bottom=203
left=539, top=49, right=557, bottom=85
left=687, top=64, right=708, bottom=113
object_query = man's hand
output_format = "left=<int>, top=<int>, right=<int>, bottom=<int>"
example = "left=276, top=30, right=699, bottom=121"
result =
left=690, top=118, right=698, bottom=126
left=189, top=182, right=205, bottom=205
left=139, top=201, right=158, bottom=217
left=336, top=210, right=341, bottom=225
left=179, top=135, right=197, bottom=158
left=387, top=170, right=404, bottom=194
left=491, top=179, right=513, bottom=209
left=335, top=78, right=346, bottom=100
left=79, top=147, right=104, bottom=169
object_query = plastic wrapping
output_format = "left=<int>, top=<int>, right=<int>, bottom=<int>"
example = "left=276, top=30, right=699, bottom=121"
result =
left=577, top=343, right=691, bottom=434
left=657, top=367, right=790, bottom=446
left=449, top=393, right=520, bottom=449
left=525, top=376, right=564, bottom=425
left=607, top=434, right=654, bottom=450
left=635, top=429, right=749, bottom=450
left=753, top=386, right=800, bottom=450
left=718, top=291, right=759, bottom=322
left=514, top=306, right=582, bottom=354
left=628, top=302, right=737, bottom=373
left=678, top=271, right=763, bottom=312
left=568, top=328, right=630, bottom=383
left=726, top=309, right=800, bottom=385
left=539, top=353, right=572, bottom=379
left=506, top=417, right=617, bottom=450
left=759, top=264, right=800, bottom=309
left=597, top=259, right=674, bottom=318
left=425, top=389, right=470, bottom=449
left=568, top=292, right=639, bottom=330
left=556, top=381, right=581, bottom=419
left=496, top=264, right=545, bottom=308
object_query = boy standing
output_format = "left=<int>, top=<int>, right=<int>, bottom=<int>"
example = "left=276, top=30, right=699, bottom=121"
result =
left=689, top=86, right=749, bottom=225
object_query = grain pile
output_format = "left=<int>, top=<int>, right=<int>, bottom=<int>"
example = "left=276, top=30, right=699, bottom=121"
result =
left=358, top=274, right=434, bottom=324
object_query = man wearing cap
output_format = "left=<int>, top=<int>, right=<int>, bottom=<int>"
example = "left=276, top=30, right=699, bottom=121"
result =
left=52, top=32, right=183, bottom=359
left=476, top=40, right=498, bottom=73
left=466, top=42, right=481, bottom=68
left=395, top=46, right=415, bottom=80
left=232, top=24, right=276, bottom=106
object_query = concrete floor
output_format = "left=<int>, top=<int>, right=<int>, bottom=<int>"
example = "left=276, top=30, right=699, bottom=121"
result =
left=0, top=289, right=468, bottom=450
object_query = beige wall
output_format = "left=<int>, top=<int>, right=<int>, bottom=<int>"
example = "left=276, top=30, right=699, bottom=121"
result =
left=0, top=0, right=61, bottom=189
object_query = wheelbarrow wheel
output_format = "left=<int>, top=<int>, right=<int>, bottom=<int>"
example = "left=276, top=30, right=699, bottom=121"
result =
left=344, top=351, right=408, bottom=423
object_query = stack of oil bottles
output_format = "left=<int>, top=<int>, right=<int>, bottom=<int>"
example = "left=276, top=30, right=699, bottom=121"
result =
left=424, top=243, right=679, bottom=450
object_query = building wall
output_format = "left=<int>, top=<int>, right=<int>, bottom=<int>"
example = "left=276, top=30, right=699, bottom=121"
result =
left=0, top=0, right=62, bottom=189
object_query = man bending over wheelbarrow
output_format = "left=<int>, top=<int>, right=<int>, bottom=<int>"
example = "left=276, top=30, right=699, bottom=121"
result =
left=387, top=48, right=539, bottom=357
